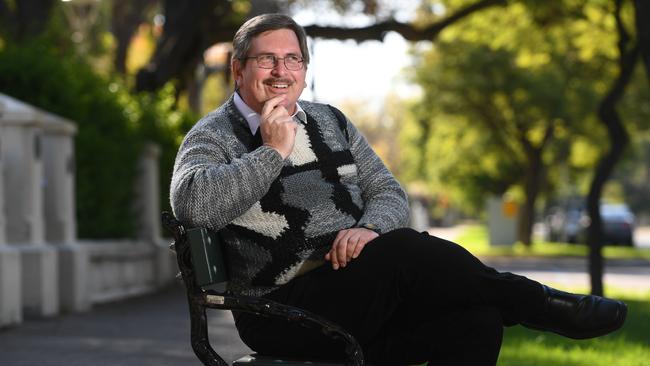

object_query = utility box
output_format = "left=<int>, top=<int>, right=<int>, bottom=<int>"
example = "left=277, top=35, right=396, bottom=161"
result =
left=487, top=196, right=519, bottom=246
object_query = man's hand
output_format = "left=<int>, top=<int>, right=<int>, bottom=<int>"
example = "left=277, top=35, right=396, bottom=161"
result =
left=325, top=228, right=379, bottom=270
left=260, top=95, right=298, bottom=159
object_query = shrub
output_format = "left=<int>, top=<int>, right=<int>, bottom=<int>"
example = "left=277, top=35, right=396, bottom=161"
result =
left=0, top=40, right=195, bottom=238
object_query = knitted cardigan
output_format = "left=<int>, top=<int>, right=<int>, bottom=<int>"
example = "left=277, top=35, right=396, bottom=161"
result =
left=170, top=95, right=409, bottom=296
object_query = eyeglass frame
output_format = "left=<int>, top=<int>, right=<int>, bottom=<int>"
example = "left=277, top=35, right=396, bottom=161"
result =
left=241, top=53, right=305, bottom=71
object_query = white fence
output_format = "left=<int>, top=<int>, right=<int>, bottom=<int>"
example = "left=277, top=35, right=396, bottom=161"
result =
left=0, top=93, right=176, bottom=327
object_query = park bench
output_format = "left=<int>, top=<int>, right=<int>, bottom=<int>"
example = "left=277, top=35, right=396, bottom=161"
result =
left=161, top=212, right=365, bottom=366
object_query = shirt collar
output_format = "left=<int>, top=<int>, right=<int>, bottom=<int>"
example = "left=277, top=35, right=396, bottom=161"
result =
left=233, top=92, right=306, bottom=135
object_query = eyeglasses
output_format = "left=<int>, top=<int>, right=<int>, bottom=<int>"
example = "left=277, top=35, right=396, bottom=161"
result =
left=243, top=54, right=304, bottom=71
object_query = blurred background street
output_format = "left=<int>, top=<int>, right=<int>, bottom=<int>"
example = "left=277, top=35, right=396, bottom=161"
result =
left=2, top=1, right=650, bottom=365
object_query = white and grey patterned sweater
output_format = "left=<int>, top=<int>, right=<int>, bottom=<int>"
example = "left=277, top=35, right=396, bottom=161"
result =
left=170, top=95, right=409, bottom=296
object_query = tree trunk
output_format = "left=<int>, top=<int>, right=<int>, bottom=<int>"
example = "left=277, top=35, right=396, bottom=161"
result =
left=635, top=0, right=650, bottom=79
left=519, top=152, right=544, bottom=246
left=111, top=0, right=156, bottom=74
left=587, top=0, right=638, bottom=296
left=135, top=0, right=220, bottom=92
left=0, top=0, right=56, bottom=41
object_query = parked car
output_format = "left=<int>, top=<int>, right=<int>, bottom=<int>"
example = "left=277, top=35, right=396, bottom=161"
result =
left=546, top=206, right=587, bottom=243
left=545, top=203, right=635, bottom=246
left=600, top=203, right=635, bottom=246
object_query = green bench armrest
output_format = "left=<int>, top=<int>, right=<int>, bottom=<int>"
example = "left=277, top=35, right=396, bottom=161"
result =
left=187, top=227, right=229, bottom=287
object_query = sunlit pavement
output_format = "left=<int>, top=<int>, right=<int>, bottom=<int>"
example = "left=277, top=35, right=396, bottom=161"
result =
left=429, top=225, right=650, bottom=292
left=482, top=256, right=650, bottom=292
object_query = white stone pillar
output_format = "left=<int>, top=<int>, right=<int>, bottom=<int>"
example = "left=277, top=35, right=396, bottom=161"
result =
left=42, top=115, right=77, bottom=243
left=135, top=143, right=162, bottom=243
left=0, top=123, right=5, bottom=245
left=41, top=113, right=90, bottom=312
left=134, top=143, right=175, bottom=286
left=2, top=116, right=44, bottom=244
left=56, top=243, right=90, bottom=312
left=0, top=94, right=58, bottom=317
left=0, top=116, right=22, bottom=327
left=0, top=245, right=21, bottom=327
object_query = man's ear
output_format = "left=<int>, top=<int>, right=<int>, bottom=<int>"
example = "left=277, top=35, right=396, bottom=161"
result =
left=231, top=58, right=242, bottom=86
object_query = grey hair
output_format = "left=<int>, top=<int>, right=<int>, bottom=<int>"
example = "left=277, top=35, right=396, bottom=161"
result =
left=232, top=13, right=310, bottom=66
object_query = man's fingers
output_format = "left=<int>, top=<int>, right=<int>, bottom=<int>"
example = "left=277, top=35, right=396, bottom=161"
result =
left=261, top=95, right=286, bottom=117
left=329, top=230, right=350, bottom=270
left=346, top=234, right=362, bottom=259
left=264, top=105, right=291, bottom=123
left=335, top=233, right=350, bottom=267
left=330, top=246, right=340, bottom=270
left=352, top=241, right=367, bottom=259
left=327, top=229, right=377, bottom=269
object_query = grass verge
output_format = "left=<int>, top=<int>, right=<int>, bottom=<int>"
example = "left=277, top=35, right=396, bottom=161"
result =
left=454, top=225, right=650, bottom=260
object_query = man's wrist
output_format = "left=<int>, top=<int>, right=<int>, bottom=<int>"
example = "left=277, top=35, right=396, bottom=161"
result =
left=357, top=223, right=381, bottom=235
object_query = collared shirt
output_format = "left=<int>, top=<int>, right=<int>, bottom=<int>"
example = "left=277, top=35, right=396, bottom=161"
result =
left=233, top=92, right=307, bottom=135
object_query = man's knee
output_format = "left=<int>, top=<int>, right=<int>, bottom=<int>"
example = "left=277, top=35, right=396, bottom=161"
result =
left=382, top=227, right=423, bottom=240
left=465, top=307, right=504, bottom=346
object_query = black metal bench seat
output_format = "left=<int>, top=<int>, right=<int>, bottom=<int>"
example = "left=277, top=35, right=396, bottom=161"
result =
left=161, top=212, right=365, bottom=366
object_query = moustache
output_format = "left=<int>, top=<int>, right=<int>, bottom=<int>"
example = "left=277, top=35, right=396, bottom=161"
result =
left=263, top=78, right=294, bottom=85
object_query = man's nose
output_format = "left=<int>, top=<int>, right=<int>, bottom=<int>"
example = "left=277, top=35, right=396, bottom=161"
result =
left=271, top=60, right=289, bottom=75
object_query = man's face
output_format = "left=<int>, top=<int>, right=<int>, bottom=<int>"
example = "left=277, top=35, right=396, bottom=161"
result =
left=232, top=28, right=307, bottom=115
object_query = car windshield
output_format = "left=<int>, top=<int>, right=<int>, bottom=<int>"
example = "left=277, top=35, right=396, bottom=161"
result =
left=600, top=204, right=632, bottom=220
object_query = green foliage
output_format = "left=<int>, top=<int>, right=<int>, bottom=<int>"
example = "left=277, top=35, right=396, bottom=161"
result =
left=133, top=84, right=198, bottom=214
left=0, top=41, right=140, bottom=237
left=0, top=40, right=195, bottom=238
left=404, top=2, right=625, bottom=215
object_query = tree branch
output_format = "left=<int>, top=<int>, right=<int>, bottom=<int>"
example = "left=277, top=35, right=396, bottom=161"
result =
left=634, top=0, right=650, bottom=80
left=136, top=0, right=509, bottom=92
left=303, top=0, right=509, bottom=41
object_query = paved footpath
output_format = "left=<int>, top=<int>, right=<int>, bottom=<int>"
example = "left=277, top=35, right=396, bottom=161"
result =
left=0, top=284, right=251, bottom=366
left=482, top=256, right=650, bottom=292
left=429, top=225, right=650, bottom=292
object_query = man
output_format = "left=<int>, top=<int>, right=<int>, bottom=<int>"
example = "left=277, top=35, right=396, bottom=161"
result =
left=170, top=13, right=626, bottom=365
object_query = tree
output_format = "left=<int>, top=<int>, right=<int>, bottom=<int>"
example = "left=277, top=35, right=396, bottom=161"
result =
left=586, top=0, right=644, bottom=296
left=134, top=0, right=508, bottom=93
left=408, top=3, right=606, bottom=245
left=111, top=0, right=158, bottom=73
left=0, top=0, right=56, bottom=41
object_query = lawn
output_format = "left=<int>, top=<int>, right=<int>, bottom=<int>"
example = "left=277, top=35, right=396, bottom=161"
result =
left=454, top=225, right=650, bottom=260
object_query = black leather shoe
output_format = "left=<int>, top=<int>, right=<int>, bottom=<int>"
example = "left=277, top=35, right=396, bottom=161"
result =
left=521, top=285, right=627, bottom=339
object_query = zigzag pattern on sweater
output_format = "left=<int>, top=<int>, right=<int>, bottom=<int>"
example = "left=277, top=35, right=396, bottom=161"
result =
left=228, top=111, right=363, bottom=286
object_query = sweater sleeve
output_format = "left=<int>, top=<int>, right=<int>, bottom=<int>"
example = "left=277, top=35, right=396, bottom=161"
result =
left=169, top=121, right=284, bottom=230
left=345, top=118, right=410, bottom=233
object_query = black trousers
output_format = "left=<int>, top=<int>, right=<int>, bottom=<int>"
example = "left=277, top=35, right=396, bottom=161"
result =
left=234, top=228, right=546, bottom=365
